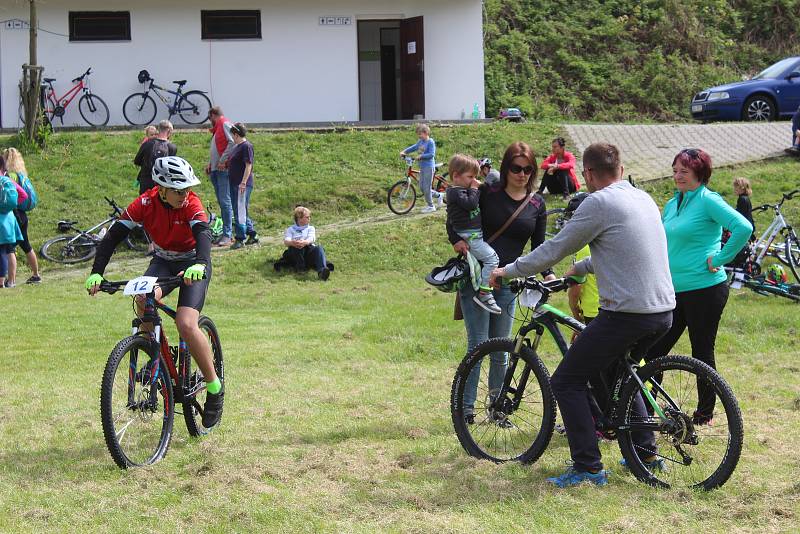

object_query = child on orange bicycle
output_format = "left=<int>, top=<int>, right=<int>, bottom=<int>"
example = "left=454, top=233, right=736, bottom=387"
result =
left=400, top=123, right=441, bottom=212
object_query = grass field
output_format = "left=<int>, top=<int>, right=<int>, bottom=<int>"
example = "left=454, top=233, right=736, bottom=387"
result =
left=1, top=126, right=800, bottom=533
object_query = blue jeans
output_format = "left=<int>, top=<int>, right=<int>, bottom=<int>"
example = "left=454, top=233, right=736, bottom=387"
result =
left=209, top=170, right=232, bottom=238
left=460, top=283, right=517, bottom=411
left=419, top=167, right=434, bottom=207
left=457, top=231, right=498, bottom=289
left=230, top=183, right=255, bottom=241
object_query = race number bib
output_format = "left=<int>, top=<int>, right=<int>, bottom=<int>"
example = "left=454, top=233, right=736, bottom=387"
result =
left=123, top=276, right=158, bottom=295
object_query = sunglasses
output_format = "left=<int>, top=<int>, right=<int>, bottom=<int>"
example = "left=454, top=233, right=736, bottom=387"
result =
left=681, top=148, right=700, bottom=158
left=509, top=164, right=534, bottom=175
left=168, top=188, right=190, bottom=197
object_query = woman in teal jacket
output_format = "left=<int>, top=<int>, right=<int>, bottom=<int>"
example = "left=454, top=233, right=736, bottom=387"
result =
left=0, top=155, right=23, bottom=288
left=647, top=148, right=751, bottom=426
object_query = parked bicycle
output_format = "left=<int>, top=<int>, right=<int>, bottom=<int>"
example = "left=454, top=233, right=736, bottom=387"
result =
left=40, top=197, right=149, bottom=263
left=97, top=276, right=224, bottom=468
left=19, top=67, right=109, bottom=127
left=122, top=70, right=212, bottom=126
left=387, top=156, right=450, bottom=215
left=740, top=189, right=800, bottom=282
left=450, top=275, right=743, bottom=490
left=729, top=267, right=800, bottom=302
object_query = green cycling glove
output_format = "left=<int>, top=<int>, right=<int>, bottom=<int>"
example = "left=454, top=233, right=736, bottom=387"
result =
left=85, top=273, right=104, bottom=290
left=184, top=264, right=206, bottom=281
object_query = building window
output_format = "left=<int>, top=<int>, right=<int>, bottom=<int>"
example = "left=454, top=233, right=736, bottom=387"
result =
left=69, top=12, right=131, bottom=42
left=201, top=10, right=261, bottom=40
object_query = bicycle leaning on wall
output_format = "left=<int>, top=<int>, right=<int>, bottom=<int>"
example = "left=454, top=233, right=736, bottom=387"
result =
left=122, top=70, right=212, bottom=126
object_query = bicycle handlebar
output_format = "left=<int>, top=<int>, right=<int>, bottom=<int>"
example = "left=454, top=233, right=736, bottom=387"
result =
left=72, top=67, right=92, bottom=83
left=753, top=204, right=770, bottom=212
left=105, top=196, right=123, bottom=216
left=98, top=276, right=188, bottom=295
left=508, top=276, right=581, bottom=294
left=784, top=189, right=800, bottom=200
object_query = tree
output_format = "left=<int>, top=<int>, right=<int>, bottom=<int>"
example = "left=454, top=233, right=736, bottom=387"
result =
left=21, top=0, right=46, bottom=145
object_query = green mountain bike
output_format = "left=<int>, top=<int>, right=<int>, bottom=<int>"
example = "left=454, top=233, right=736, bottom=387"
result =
left=450, top=276, right=743, bottom=490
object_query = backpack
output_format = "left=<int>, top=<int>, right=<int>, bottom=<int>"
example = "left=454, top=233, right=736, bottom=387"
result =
left=0, top=175, right=19, bottom=212
left=10, top=171, right=38, bottom=211
left=149, top=139, right=171, bottom=169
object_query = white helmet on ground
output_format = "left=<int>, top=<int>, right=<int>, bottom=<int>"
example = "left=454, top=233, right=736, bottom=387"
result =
left=152, top=156, right=201, bottom=189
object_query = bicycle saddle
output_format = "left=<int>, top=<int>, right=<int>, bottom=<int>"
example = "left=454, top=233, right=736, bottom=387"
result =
left=43, top=77, right=56, bottom=83
left=173, top=80, right=187, bottom=86
left=435, top=163, right=444, bottom=169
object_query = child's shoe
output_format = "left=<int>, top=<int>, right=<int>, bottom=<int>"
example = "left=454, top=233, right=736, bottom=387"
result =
left=473, top=290, right=502, bottom=314
left=420, top=205, right=437, bottom=214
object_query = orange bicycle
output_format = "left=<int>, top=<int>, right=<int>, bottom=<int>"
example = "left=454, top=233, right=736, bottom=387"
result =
left=387, top=156, right=450, bottom=214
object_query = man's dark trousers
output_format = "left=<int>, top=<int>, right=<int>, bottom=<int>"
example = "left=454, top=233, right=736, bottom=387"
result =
left=550, top=309, right=672, bottom=472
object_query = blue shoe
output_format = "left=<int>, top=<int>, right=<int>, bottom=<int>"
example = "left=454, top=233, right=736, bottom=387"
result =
left=546, top=466, right=608, bottom=488
left=619, top=457, right=667, bottom=472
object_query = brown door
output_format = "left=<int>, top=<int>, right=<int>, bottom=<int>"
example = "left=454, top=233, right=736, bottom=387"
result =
left=400, top=16, right=424, bottom=119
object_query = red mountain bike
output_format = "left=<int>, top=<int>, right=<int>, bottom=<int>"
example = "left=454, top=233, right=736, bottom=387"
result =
left=19, top=67, right=109, bottom=127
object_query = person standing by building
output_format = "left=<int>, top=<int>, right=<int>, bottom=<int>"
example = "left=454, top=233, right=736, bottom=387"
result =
left=206, top=106, right=235, bottom=246
left=134, top=120, right=176, bottom=195
left=228, top=123, right=258, bottom=249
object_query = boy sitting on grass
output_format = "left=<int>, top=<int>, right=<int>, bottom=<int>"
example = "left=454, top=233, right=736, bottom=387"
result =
left=445, top=154, right=501, bottom=314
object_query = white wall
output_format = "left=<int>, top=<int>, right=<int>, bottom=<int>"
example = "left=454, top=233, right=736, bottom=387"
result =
left=0, top=0, right=484, bottom=127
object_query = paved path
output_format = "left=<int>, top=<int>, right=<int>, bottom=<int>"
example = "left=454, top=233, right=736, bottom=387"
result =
left=564, top=122, right=792, bottom=182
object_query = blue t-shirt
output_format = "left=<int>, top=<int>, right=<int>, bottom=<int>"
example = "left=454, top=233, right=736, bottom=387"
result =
left=228, top=141, right=254, bottom=187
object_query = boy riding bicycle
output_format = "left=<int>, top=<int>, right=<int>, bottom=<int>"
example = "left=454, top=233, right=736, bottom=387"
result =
left=85, top=156, right=223, bottom=428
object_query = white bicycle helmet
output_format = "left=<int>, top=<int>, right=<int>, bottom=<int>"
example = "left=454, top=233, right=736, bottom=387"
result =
left=152, top=156, right=201, bottom=189
left=478, top=157, right=492, bottom=168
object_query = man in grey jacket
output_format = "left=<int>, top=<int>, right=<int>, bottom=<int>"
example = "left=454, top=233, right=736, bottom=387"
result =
left=490, top=142, right=676, bottom=488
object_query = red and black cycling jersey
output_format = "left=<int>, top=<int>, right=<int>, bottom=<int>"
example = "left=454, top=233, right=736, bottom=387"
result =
left=90, top=187, right=212, bottom=276
left=121, top=187, right=208, bottom=259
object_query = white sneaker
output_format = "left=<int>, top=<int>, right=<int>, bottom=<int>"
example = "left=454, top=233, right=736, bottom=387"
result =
left=435, top=191, right=445, bottom=206
left=420, top=205, right=437, bottom=213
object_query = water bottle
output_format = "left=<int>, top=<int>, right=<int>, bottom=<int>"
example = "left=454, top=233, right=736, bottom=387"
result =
left=472, top=103, right=480, bottom=119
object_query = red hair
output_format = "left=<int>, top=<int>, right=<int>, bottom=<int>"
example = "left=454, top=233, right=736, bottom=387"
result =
left=672, top=149, right=713, bottom=184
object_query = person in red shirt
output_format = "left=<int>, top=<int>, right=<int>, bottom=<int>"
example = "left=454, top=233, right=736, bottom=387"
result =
left=538, top=137, right=581, bottom=200
left=85, top=156, right=224, bottom=428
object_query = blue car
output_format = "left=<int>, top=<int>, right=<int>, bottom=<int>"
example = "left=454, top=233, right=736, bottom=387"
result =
left=691, top=57, right=800, bottom=121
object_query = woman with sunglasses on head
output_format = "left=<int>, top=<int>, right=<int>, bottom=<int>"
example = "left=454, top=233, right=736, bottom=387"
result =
left=646, top=148, right=752, bottom=426
left=448, top=141, right=556, bottom=424
left=84, top=156, right=225, bottom=429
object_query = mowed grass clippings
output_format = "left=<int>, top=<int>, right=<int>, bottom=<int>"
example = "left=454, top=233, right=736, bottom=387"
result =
left=1, top=128, right=800, bottom=532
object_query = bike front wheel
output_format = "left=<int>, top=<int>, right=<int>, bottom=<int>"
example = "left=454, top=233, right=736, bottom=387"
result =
left=780, top=232, right=800, bottom=282
left=100, top=335, right=175, bottom=468
left=178, top=91, right=212, bottom=125
left=78, top=93, right=110, bottom=126
left=182, top=316, right=225, bottom=436
left=122, top=93, right=157, bottom=126
left=387, top=180, right=417, bottom=215
left=616, top=355, right=743, bottom=490
left=451, top=338, right=556, bottom=463
left=40, top=235, right=96, bottom=263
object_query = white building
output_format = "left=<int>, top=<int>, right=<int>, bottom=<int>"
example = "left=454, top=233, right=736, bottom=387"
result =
left=0, top=1, right=486, bottom=127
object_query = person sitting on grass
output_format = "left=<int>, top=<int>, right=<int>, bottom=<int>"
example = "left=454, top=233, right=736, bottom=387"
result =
left=538, top=137, right=580, bottom=200
left=787, top=105, right=800, bottom=155
left=445, top=154, right=501, bottom=314
left=274, top=206, right=333, bottom=281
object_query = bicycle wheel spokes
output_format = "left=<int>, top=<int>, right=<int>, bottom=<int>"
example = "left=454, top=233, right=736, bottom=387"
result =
left=618, top=356, right=743, bottom=490
left=387, top=180, right=417, bottom=214
left=451, top=339, right=556, bottom=463
left=40, top=235, right=96, bottom=263
left=101, top=336, right=174, bottom=468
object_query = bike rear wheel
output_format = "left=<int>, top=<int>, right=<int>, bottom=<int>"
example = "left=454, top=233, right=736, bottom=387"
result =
left=451, top=338, right=556, bottom=463
left=178, top=91, right=212, bottom=125
left=182, top=316, right=225, bottom=436
left=40, top=235, right=96, bottom=263
left=78, top=93, right=110, bottom=126
left=122, top=93, right=157, bottom=126
left=387, top=180, right=417, bottom=215
left=100, top=335, right=175, bottom=468
left=616, top=355, right=743, bottom=490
